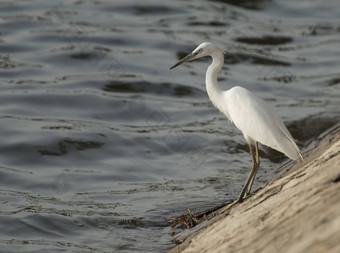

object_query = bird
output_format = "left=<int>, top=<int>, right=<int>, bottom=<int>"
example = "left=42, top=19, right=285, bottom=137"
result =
left=170, top=42, right=303, bottom=212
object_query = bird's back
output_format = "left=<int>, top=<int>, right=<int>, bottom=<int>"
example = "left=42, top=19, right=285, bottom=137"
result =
left=221, top=86, right=302, bottom=161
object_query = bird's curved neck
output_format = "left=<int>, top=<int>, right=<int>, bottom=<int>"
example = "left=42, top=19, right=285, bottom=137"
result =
left=206, top=50, right=224, bottom=112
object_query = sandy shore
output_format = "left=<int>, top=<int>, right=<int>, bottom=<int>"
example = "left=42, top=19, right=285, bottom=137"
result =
left=169, top=123, right=340, bottom=253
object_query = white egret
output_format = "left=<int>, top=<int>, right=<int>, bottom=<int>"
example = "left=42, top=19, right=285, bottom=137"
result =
left=170, top=42, right=303, bottom=211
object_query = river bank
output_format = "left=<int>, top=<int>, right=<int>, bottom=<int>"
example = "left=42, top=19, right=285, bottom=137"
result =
left=169, top=123, right=340, bottom=253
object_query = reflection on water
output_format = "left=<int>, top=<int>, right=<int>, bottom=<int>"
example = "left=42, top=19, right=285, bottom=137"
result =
left=0, top=0, right=339, bottom=252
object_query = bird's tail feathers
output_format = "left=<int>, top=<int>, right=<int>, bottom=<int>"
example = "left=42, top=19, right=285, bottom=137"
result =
left=278, top=130, right=303, bottom=162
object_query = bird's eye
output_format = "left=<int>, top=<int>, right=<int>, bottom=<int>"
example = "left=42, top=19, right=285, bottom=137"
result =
left=198, top=48, right=203, bottom=54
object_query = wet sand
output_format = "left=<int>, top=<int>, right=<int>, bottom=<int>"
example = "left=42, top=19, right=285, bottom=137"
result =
left=169, top=123, right=340, bottom=253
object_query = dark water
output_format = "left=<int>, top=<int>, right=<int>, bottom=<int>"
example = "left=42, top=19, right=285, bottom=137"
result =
left=0, top=0, right=339, bottom=252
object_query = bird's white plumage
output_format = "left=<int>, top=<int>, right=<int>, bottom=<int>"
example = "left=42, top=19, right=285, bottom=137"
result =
left=222, top=87, right=302, bottom=160
left=173, top=42, right=302, bottom=161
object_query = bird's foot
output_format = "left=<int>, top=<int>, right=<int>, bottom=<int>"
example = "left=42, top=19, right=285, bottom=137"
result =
left=218, top=199, right=239, bottom=215
left=244, top=191, right=252, bottom=198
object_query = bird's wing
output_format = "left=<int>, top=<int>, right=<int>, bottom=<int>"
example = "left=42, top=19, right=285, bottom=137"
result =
left=223, top=86, right=302, bottom=161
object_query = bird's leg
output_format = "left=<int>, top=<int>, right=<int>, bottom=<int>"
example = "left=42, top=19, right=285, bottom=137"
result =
left=237, top=142, right=258, bottom=202
left=219, top=142, right=257, bottom=214
left=245, top=141, right=260, bottom=197
left=255, top=141, right=260, bottom=165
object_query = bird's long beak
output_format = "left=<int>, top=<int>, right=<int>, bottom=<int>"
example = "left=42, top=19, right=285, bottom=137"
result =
left=170, top=52, right=197, bottom=70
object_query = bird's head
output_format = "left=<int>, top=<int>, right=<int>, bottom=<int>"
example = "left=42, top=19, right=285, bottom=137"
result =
left=170, top=42, right=220, bottom=70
